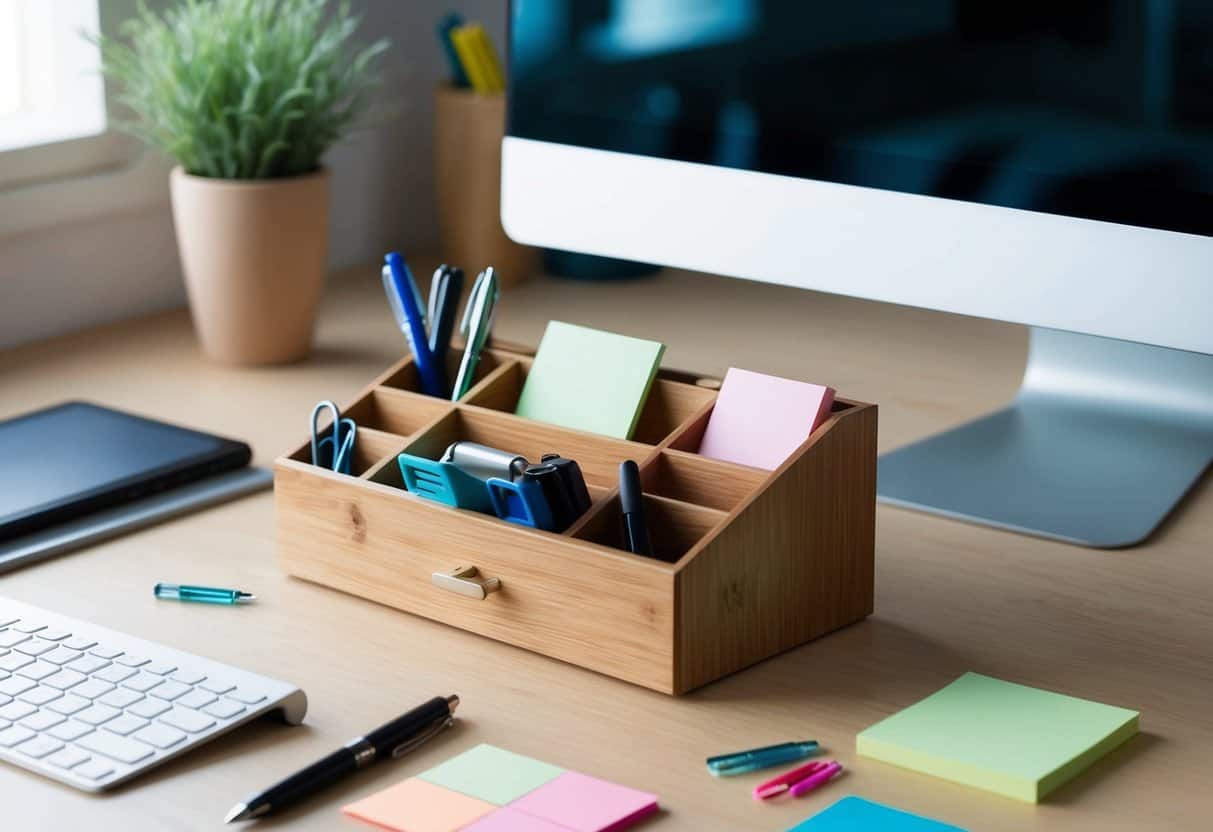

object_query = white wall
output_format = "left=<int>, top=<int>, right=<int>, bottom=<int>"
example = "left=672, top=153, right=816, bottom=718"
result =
left=0, top=0, right=507, bottom=350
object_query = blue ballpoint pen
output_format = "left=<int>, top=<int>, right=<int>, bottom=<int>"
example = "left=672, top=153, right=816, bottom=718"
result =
left=383, top=252, right=448, bottom=397
left=706, top=741, right=819, bottom=776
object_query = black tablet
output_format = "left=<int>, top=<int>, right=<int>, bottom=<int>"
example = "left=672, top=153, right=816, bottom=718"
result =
left=0, top=402, right=252, bottom=542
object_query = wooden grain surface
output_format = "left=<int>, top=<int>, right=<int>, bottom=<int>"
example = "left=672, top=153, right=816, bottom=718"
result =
left=0, top=259, right=1210, bottom=830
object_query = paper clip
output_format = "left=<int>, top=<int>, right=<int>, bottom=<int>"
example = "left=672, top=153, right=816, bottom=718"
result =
left=752, top=760, right=843, bottom=800
left=310, top=400, right=357, bottom=475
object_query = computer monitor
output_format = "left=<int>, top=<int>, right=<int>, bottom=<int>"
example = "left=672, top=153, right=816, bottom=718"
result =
left=501, top=2, right=1213, bottom=547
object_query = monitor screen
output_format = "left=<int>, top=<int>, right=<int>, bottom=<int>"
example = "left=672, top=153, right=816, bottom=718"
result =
left=509, top=1, right=1213, bottom=238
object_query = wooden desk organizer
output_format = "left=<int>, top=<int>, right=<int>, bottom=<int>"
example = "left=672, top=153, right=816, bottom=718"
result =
left=275, top=344, right=877, bottom=694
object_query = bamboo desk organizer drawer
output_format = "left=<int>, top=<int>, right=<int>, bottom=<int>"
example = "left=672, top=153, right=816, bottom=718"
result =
left=275, top=345, right=877, bottom=695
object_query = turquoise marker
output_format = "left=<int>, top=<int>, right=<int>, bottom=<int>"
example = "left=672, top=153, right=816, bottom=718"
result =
left=154, top=583, right=256, bottom=605
left=707, top=741, right=819, bottom=776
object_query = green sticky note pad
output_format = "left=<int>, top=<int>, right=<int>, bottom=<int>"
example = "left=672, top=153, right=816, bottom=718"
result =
left=419, top=743, right=566, bottom=806
left=857, top=672, right=1139, bottom=802
left=515, top=321, right=665, bottom=439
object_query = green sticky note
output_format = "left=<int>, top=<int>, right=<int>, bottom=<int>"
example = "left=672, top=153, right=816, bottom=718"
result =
left=857, top=673, right=1139, bottom=803
left=515, top=321, right=665, bottom=439
left=419, top=743, right=565, bottom=806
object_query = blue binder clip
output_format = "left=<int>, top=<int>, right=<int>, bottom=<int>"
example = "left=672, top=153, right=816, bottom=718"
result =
left=485, top=477, right=555, bottom=531
left=310, top=400, right=357, bottom=475
left=398, top=453, right=495, bottom=513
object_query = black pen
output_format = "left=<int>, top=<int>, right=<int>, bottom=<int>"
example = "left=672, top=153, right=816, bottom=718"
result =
left=619, top=460, right=653, bottom=557
left=224, top=695, right=459, bottom=823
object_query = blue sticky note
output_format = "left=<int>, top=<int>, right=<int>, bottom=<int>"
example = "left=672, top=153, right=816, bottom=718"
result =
left=788, top=796, right=967, bottom=832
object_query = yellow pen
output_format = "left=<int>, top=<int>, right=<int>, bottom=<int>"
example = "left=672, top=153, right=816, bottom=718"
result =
left=450, top=25, right=492, bottom=93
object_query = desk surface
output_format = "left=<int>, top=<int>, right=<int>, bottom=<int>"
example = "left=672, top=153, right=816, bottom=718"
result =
left=1, top=262, right=1209, bottom=831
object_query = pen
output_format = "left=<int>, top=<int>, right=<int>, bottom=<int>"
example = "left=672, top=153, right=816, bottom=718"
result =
left=619, top=460, right=653, bottom=557
left=427, top=264, right=464, bottom=364
left=384, top=252, right=448, bottom=397
left=451, top=267, right=500, bottom=400
left=707, top=740, right=819, bottom=776
left=153, top=583, right=256, bottom=605
left=225, top=694, right=459, bottom=823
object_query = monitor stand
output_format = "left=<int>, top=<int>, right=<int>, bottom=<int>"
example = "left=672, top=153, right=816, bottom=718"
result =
left=877, top=328, right=1213, bottom=547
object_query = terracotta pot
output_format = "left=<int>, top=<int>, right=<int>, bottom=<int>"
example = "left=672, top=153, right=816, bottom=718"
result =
left=170, top=166, right=329, bottom=365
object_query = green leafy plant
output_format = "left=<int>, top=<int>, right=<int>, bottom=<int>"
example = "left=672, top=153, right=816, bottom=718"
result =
left=97, top=0, right=388, bottom=179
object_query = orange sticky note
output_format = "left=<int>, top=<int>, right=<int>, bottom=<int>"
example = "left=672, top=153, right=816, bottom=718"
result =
left=343, top=777, right=496, bottom=832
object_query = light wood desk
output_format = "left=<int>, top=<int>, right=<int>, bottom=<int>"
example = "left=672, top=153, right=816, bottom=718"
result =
left=1, top=263, right=1209, bottom=831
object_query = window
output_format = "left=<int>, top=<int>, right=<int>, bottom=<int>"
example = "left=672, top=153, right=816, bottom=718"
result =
left=0, top=0, right=106, bottom=153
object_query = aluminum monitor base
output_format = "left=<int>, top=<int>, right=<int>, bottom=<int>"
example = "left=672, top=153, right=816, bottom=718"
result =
left=878, top=328, right=1213, bottom=548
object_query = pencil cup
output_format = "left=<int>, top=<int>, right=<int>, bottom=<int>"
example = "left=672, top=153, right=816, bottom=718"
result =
left=434, top=84, right=539, bottom=288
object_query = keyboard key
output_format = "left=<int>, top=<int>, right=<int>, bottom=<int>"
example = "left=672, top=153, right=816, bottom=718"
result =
left=74, top=759, right=115, bottom=780
left=159, top=706, right=215, bottom=734
left=115, top=655, right=149, bottom=668
left=102, top=713, right=149, bottom=736
left=18, top=686, right=61, bottom=706
left=225, top=688, right=268, bottom=705
left=89, top=646, right=123, bottom=660
left=0, top=677, right=36, bottom=697
left=48, top=720, right=94, bottom=742
left=11, top=622, right=45, bottom=633
left=77, top=730, right=155, bottom=764
left=71, top=679, right=115, bottom=700
left=198, top=678, right=234, bottom=695
left=47, top=694, right=91, bottom=716
left=122, top=672, right=166, bottom=693
left=76, top=704, right=121, bottom=726
left=143, top=661, right=177, bottom=676
left=149, top=680, right=191, bottom=701
left=42, top=646, right=83, bottom=665
left=20, top=710, right=65, bottom=732
left=94, top=665, right=137, bottom=684
left=0, top=693, right=9, bottom=706
left=43, top=669, right=87, bottom=690
left=14, top=638, right=57, bottom=657
left=176, top=689, right=217, bottom=710
left=0, top=725, right=36, bottom=747
left=0, top=615, right=19, bottom=627
left=15, top=661, right=59, bottom=681
left=47, top=746, right=91, bottom=769
left=0, top=652, right=33, bottom=672
left=66, top=655, right=110, bottom=676
left=99, top=688, right=143, bottom=709
left=61, top=636, right=97, bottom=651
left=38, top=628, right=71, bottom=641
left=128, top=698, right=171, bottom=720
left=15, top=735, right=64, bottom=758
left=170, top=670, right=206, bottom=685
left=0, top=700, right=37, bottom=721
left=0, top=631, right=30, bottom=648
left=202, top=699, right=245, bottom=720
left=133, top=722, right=187, bottom=750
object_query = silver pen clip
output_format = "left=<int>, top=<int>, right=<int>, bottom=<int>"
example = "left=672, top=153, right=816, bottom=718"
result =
left=391, top=716, right=453, bottom=759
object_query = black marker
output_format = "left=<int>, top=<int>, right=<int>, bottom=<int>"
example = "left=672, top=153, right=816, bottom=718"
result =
left=619, top=460, right=653, bottom=557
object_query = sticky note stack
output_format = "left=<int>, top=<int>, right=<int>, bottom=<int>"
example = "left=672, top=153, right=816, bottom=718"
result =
left=515, top=321, right=665, bottom=440
left=857, top=672, right=1139, bottom=802
left=343, top=744, right=659, bottom=832
left=788, top=796, right=967, bottom=832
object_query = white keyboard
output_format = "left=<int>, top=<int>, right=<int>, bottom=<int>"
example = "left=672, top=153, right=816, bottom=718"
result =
left=0, top=597, right=306, bottom=792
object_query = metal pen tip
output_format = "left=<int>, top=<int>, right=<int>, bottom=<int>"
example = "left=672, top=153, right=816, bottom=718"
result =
left=224, top=803, right=249, bottom=823
left=236, top=592, right=257, bottom=603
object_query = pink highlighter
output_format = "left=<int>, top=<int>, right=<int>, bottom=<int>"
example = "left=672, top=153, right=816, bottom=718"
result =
left=753, top=760, right=844, bottom=800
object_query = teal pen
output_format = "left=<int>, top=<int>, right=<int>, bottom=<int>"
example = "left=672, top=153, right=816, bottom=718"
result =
left=154, top=583, right=256, bottom=605
left=707, top=741, right=819, bottom=776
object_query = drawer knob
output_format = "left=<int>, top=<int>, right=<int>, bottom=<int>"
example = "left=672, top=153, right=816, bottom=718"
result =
left=431, top=565, right=501, bottom=600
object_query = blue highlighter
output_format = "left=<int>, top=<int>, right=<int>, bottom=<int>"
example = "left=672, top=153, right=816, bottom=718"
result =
left=383, top=251, right=448, bottom=398
left=706, top=741, right=820, bottom=776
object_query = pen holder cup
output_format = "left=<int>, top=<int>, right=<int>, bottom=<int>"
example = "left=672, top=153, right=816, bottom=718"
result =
left=276, top=342, right=877, bottom=695
left=434, top=84, right=539, bottom=288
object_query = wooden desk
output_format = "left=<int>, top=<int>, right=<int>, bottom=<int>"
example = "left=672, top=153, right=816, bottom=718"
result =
left=1, top=264, right=1209, bottom=831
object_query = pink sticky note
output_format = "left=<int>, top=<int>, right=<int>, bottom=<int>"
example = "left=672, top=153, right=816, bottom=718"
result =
left=462, top=807, right=575, bottom=832
left=510, top=771, right=658, bottom=832
left=342, top=777, right=495, bottom=832
left=697, top=367, right=836, bottom=470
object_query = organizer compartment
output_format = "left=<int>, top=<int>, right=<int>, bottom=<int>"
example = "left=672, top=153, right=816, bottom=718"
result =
left=276, top=346, right=877, bottom=694
left=376, top=350, right=508, bottom=401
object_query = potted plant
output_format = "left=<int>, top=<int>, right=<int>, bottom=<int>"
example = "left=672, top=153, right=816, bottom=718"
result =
left=98, top=0, right=387, bottom=364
